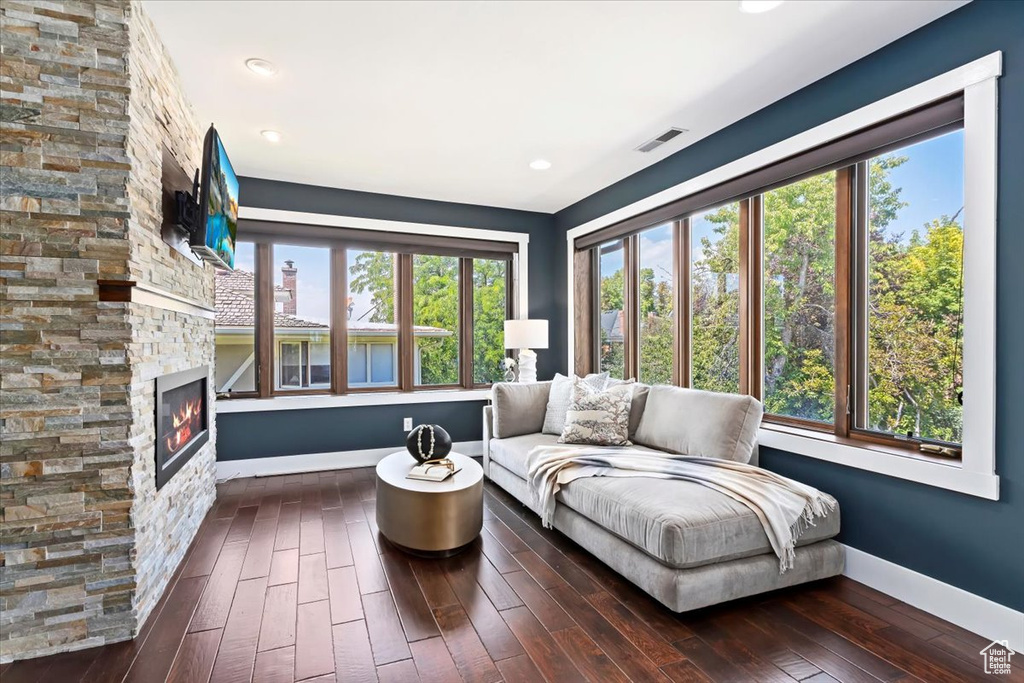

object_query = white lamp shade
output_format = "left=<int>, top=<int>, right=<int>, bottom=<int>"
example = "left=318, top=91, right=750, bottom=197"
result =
left=504, top=319, right=548, bottom=349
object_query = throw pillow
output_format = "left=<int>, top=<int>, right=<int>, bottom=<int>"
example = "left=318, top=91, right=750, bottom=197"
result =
left=558, top=377, right=635, bottom=446
left=607, top=379, right=650, bottom=441
left=542, top=372, right=609, bottom=435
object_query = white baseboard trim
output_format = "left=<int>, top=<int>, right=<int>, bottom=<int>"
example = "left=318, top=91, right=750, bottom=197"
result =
left=842, top=544, right=1024, bottom=651
left=215, top=441, right=483, bottom=480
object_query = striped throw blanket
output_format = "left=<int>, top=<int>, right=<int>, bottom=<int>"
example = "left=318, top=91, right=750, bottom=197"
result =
left=526, top=445, right=837, bottom=573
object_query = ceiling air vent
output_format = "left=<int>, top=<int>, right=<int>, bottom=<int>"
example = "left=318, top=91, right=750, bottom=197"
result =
left=635, top=127, right=687, bottom=153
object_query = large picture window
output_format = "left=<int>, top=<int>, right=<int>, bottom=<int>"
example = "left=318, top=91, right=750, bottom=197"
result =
left=575, top=95, right=970, bottom=459
left=214, top=231, right=516, bottom=399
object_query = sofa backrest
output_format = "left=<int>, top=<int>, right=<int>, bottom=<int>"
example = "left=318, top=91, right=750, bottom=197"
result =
left=634, top=385, right=763, bottom=463
left=491, top=381, right=551, bottom=438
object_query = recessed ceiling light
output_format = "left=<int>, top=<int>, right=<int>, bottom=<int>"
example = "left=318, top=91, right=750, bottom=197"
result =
left=529, top=159, right=552, bottom=171
left=739, top=0, right=784, bottom=13
left=245, top=58, right=277, bottom=77
left=260, top=130, right=282, bottom=143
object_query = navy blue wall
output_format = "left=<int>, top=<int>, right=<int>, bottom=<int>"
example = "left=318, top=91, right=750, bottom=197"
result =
left=555, top=0, right=1024, bottom=611
left=217, top=179, right=564, bottom=460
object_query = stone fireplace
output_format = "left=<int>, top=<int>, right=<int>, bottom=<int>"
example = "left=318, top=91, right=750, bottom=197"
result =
left=1, top=1, right=217, bottom=662
left=155, top=367, right=210, bottom=489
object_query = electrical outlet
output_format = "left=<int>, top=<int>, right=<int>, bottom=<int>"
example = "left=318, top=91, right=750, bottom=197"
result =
left=403, top=417, right=413, bottom=431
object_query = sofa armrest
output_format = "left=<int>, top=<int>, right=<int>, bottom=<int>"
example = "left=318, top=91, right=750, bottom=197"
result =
left=482, top=405, right=494, bottom=478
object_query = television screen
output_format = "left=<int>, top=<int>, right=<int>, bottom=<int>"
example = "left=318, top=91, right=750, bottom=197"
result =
left=192, top=126, right=239, bottom=270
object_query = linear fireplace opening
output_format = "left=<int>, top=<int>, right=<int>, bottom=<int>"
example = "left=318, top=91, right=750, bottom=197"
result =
left=155, top=366, right=210, bottom=489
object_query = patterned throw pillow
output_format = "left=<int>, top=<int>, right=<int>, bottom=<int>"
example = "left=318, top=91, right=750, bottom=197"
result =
left=558, top=377, right=635, bottom=446
left=542, top=372, right=609, bottom=435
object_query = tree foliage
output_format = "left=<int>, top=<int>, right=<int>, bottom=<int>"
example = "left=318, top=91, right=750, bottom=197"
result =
left=348, top=252, right=508, bottom=385
left=597, top=153, right=964, bottom=443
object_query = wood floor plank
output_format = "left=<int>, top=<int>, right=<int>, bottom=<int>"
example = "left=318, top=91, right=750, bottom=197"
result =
left=661, top=659, right=714, bottom=683
left=482, top=516, right=529, bottom=554
left=256, top=492, right=282, bottom=520
left=258, top=583, right=298, bottom=652
left=348, top=521, right=388, bottom=594
left=551, top=626, right=632, bottom=683
left=300, top=516, right=326, bottom=556
left=512, top=549, right=569, bottom=590
left=15, top=472, right=998, bottom=683
left=209, top=577, right=268, bottom=683
left=585, top=591, right=683, bottom=666
left=376, top=659, right=419, bottom=683
left=182, top=518, right=232, bottom=578
left=333, top=619, right=378, bottom=683
left=479, top=526, right=521, bottom=573
left=485, top=492, right=601, bottom=595
left=380, top=549, right=440, bottom=641
left=502, top=605, right=587, bottom=682
left=432, top=604, right=503, bottom=683
left=408, top=557, right=459, bottom=610
left=268, top=548, right=300, bottom=586
left=189, top=541, right=248, bottom=632
left=786, top=592, right=985, bottom=682
left=443, top=553, right=525, bottom=662
left=708, top=610, right=821, bottom=681
left=341, top=486, right=367, bottom=524
left=591, top=567, right=696, bottom=644
left=362, top=590, right=413, bottom=665
left=759, top=601, right=907, bottom=682
left=744, top=607, right=881, bottom=683
left=298, top=552, right=330, bottom=604
left=323, top=507, right=354, bottom=569
left=685, top=611, right=796, bottom=683
left=274, top=501, right=302, bottom=550
left=673, top=636, right=756, bottom=683
left=496, top=654, right=546, bottom=683
left=166, top=629, right=222, bottom=683
left=225, top=505, right=259, bottom=545
left=548, top=584, right=670, bottom=682
left=295, top=600, right=336, bottom=681
left=504, top=570, right=575, bottom=632
left=253, top=646, right=294, bottom=683
left=450, top=548, right=523, bottom=611
left=240, top=517, right=279, bottom=580
left=409, top=636, right=462, bottom=682
left=321, top=478, right=342, bottom=510
left=328, top=566, right=363, bottom=624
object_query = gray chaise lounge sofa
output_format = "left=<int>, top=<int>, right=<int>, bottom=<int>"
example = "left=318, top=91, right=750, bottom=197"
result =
left=481, top=381, right=844, bottom=612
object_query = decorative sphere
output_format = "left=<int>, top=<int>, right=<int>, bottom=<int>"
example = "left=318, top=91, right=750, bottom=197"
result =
left=405, top=424, right=453, bottom=463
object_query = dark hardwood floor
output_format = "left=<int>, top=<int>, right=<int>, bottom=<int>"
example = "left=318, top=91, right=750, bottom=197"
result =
left=4, top=468, right=1008, bottom=682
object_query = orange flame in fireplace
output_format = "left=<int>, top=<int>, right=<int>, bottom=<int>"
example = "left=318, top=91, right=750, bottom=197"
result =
left=166, top=396, right=203, bottom=454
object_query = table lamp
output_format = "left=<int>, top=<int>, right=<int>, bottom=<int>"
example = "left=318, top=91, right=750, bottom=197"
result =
left=503, top=319, right=548, bottom=383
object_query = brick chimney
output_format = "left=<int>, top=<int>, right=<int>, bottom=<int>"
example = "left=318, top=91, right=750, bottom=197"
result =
left=282, top=260, right=297, bottom=315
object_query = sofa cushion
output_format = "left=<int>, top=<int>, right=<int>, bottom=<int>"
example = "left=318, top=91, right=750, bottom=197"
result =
left=608, top=380, right=649, bottom=440
left=634, top=385, right=763, bottom=463
left=542, top=373, right=609, bottom=435
left=492, top=381, right=551, bottom=438
left=556, top=476, right=839, bottom=570
left=489, top=434, right=664, bottom=479
left=559, top=378, right=635, bottom=446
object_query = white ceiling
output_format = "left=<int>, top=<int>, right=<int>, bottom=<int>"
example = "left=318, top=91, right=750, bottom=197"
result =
left=143, top=0, right=966, bottom=213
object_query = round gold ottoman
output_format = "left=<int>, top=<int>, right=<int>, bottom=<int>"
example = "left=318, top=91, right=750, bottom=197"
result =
left=375, top=451, right=483, bottom=556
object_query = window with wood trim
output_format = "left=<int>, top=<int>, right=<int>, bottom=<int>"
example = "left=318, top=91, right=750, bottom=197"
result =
left=214, top=231, right=515, bottom=399
left=577, top=97, right=966, bottom=457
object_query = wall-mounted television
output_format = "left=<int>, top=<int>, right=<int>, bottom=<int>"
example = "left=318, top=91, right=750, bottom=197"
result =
left=190, top=125, right=239, bottom=270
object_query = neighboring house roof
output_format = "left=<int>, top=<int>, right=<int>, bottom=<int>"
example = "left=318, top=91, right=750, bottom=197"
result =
left=601, top=310, right=624, bottom=343
left=215, top=269, right=449, bottom=336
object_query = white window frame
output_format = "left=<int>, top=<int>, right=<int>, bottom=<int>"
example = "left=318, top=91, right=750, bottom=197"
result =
left=565, top=53, right=1001, bottom=500
left=348, top=341, right=399, bottom=388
